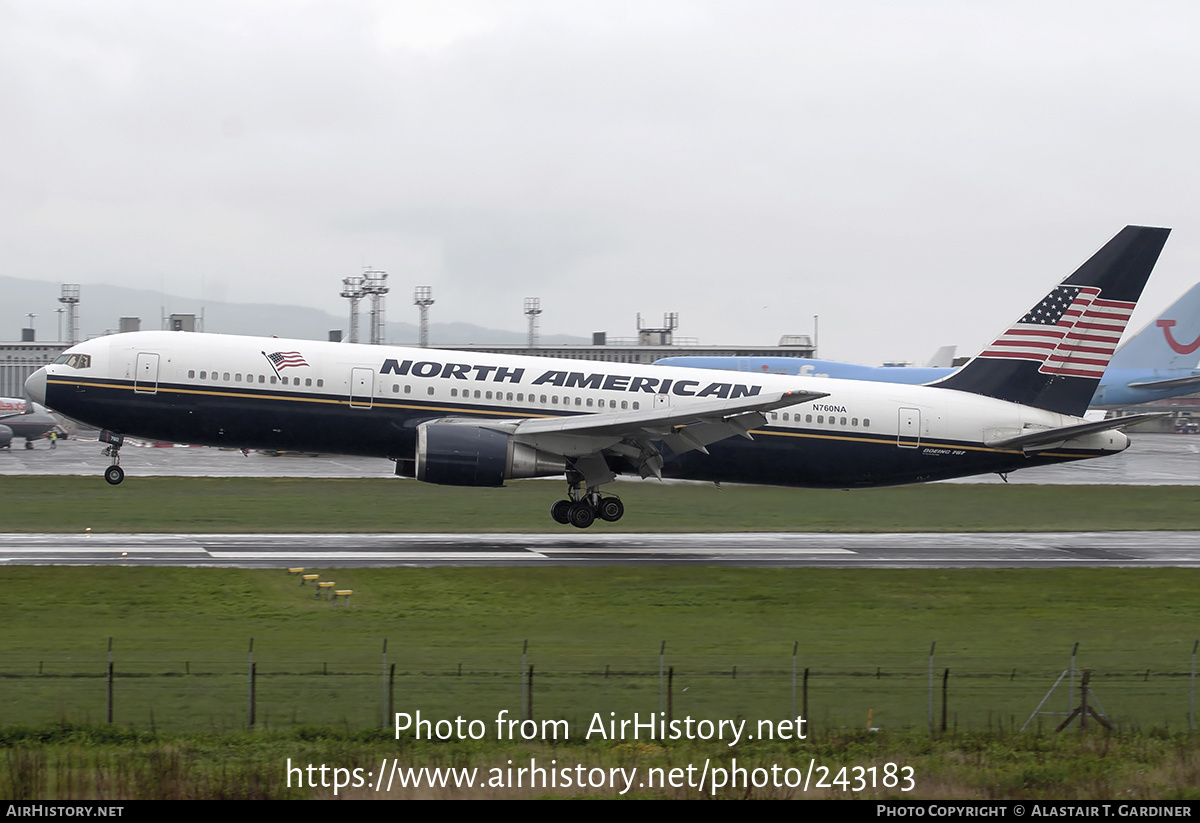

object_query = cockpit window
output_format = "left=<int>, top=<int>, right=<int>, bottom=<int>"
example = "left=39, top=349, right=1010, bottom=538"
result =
left=56, top=354, right=91, bottom=369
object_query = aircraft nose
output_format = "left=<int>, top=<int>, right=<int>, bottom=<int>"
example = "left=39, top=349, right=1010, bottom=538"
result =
left=25, top=368, right=47, bottom=405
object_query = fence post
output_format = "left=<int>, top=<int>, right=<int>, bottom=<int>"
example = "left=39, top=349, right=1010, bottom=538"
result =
left=941, top=668, right=949, bottom=733
left=791, top=641, right=798, bottom=720
left=668, top=666, right=674, bottom=723
left=521, top=640, right=528, bottom=721
left=659, top=641, right=666, bottom=716
left=106, top=637, right=113, bottom=725
left=1191, top=640, right=1197, bottom=731
left=928, top=641, right=935, bottom=736
left=527, top=665, right=534, bottom=721
left=247, top=638, right=255, bottom=730
left=803, top=667, right=809, bottom=726
left=381, top=639, right=388, bottom=729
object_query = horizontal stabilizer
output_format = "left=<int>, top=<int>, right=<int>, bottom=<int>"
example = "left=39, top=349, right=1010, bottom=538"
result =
left=1124, top=373, right=1200, bottom=391
left=985, top=412, right=1166, bottom=451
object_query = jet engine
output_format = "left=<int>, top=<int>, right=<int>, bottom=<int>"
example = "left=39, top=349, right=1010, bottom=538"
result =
left=0, top=424, right=12, bottom=449
left=414, top=420, right=565, bottom=486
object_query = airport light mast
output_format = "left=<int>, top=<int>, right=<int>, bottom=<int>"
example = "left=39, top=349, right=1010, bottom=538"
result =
left=340, top=275, right=365, bottom=343
left=362, top=269, right=389, bottom=345
left=414, top=285, right=434, bottom=348
left=524, top=297, right=542, bottom=348
left=59, top=284, right=80, bottom=345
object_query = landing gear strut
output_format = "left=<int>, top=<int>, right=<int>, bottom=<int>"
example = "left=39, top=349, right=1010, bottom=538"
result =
left=100, top=430, right=125, bottom=485
left=551, top=478, right=624, bottom=529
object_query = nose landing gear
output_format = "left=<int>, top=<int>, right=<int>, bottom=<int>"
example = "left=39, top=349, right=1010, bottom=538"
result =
left=100, top=430, right=125, bottom=485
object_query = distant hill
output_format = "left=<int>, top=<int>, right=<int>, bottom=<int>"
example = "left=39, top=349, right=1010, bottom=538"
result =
left=0, top=276, right=589, bottom=346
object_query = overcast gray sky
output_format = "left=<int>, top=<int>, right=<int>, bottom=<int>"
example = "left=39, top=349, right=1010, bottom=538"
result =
left=3, top=1, right=1198, bottom=364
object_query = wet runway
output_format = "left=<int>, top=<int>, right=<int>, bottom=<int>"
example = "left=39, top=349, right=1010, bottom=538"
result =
left=3, top=433, right=1200, bottom=484
left=1, top=531, right=1198, bottom=568
left=3, top=434, right=1198, bottom=568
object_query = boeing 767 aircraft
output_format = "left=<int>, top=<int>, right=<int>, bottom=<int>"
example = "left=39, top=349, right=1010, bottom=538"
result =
left=26, top=226, right=1169, bottom=527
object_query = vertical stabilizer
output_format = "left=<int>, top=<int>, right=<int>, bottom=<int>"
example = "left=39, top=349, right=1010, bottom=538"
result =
left=932, top=226, right=1170, bottom=416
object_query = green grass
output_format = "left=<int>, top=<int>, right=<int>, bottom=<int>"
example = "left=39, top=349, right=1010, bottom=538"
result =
left=2, top=476, right=1200, bottom=532
left=3, top=723, right=1200, bottom=799
left=4, top=478, right=1200, bottom=798
left=3, top=566, right=1200, bottom=735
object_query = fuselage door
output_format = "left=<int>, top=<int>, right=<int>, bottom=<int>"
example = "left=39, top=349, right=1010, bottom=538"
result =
left=350, top=367, right=374, bottom=409
left=897, top=407, right=921, bottom=449
left=134, top=352, right=160, bottom=394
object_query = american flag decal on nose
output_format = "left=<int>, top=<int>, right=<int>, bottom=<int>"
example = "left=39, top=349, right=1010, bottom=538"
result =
left=979, top=285, right=1135, bottom=378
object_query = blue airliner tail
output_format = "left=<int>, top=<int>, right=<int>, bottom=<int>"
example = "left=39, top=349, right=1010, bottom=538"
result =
left=1107, top=282, right=1200, bottom=372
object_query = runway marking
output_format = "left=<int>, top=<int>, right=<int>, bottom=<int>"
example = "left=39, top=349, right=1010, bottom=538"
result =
left=4, top=546, right=204, bottom=553
left=209, top=551, right=542, bottom=561
left=534, top=547, right=854, bottom=555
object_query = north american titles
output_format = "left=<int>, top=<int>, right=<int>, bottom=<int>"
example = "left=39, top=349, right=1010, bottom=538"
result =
left=380, top=359, right=763, bottom=399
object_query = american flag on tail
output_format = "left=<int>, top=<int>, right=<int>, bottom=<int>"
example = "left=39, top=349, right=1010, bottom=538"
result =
left=979, top=285, right=1135, bottom=378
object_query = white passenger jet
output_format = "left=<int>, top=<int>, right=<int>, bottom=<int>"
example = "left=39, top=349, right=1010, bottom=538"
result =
left=0, top=397, right=61, bottom=449
left=25, top=226, right=1170, bottom=528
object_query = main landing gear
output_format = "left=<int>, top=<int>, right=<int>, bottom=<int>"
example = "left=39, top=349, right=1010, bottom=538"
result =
left=100, top=430, right=125, bottom=485
left=550, top=483, right=624, bottom=529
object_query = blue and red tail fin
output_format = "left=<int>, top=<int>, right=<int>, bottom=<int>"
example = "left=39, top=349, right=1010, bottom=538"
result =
left=931, top=226, right=1170, bottom=416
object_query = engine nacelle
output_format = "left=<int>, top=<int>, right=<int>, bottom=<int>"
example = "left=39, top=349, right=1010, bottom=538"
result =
left=0, top=424, right=12, bottom=449
left=415, top=420, right=566, bottom=486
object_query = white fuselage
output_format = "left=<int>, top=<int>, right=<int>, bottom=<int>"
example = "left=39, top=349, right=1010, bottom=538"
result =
left=29, top=330, right=1128, bottom=489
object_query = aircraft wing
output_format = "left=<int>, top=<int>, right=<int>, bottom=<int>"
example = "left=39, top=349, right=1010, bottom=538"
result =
left=1124, top=373, right=1200, bottom=391
left=472, top=389, right=828, bottom=483
left=984, top=412, right=1167, bottom=451
left=511, top=389, right=826, bottom=438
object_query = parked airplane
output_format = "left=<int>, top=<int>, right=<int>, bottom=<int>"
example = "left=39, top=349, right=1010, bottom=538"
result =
left=657, top=284, right=1200, bottom=409
left=0, top=397, right=61, bottom=449
left=25, top=226, right=1169, bottom=527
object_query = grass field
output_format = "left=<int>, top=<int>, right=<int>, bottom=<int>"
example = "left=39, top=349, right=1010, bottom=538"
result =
left=3, top=477, right=1199, bottom=799
left=3, top=565, right=1200, bottom=735
left=3, top=476, right=1200, bottom=532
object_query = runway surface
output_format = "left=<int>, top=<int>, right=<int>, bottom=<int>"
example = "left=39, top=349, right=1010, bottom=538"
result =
left=3, top=433, right=1200, bottom=484
left=2, top=531, right=1198, bottom=568
left=4, top=434, right=1199, bottom=568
